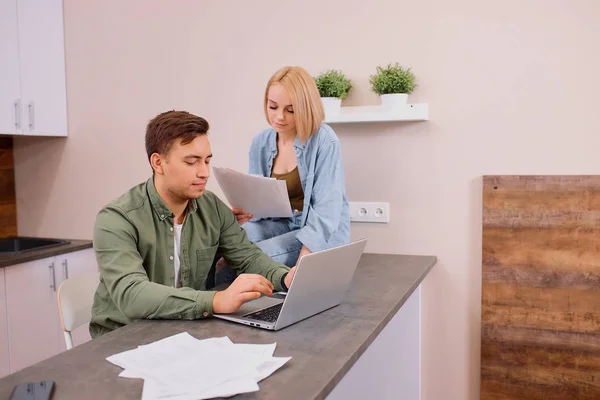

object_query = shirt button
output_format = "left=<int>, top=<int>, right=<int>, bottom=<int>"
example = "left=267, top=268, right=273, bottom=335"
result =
left=203, top=312, right=209, bottom=317
left=177, top=314, right=182, bottom=319
left=169, top=255, right=174, bottom=261
left=160, top=214, right=165, bottom=218
left=170, top=227, right=173, bottom=232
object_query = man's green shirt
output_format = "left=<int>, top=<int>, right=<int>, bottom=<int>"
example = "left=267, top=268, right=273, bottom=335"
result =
left=90, top=178, right=289, bottom=338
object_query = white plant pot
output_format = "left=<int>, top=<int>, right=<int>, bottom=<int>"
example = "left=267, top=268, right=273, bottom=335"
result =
left=321, top=97, right=342, bottom=117
left=380, top=93, right=408, bottom=110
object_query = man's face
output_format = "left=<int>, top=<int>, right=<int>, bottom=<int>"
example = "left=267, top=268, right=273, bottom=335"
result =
left=159, top=135, right=212, bottom=201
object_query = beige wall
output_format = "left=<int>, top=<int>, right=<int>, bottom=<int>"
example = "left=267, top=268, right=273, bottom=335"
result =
left=13, top=0, right=600, bottom=398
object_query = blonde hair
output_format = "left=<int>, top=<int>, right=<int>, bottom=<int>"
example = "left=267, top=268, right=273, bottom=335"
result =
left=264, top=66, right=324, bottom=142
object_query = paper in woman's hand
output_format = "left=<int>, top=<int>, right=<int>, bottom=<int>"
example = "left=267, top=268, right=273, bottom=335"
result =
left=213, top=166, right=293, bottom=219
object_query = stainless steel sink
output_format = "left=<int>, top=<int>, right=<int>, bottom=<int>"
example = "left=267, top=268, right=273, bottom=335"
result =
left=0, top=237, right=70, bottom=253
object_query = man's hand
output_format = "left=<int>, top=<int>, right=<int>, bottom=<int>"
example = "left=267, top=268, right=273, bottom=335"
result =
left=212, top=274, right=274, bottom=313
left=232, top=208, right=253, bottom=225
left=283, top=246, right=310, bottom=289
left=284, top=265, right=297, bottom=289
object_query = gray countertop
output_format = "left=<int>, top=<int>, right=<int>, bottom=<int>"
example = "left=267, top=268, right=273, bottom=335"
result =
left=0, top=239, right=93, bottom=268
left=0, top=253, right=436, bottom=400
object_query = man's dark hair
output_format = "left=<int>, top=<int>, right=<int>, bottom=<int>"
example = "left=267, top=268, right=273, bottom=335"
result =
left=145, top=110, right=209, bottom=162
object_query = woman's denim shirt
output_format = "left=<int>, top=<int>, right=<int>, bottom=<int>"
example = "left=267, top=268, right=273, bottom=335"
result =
left=248, top=123, right=351, bottom=252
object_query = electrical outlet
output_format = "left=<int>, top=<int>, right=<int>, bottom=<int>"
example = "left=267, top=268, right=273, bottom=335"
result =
left=349, top=202, right=390, bottom=223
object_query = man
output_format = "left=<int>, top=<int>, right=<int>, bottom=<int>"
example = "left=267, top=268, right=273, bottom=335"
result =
left=90, top=110, right=296, bottom=338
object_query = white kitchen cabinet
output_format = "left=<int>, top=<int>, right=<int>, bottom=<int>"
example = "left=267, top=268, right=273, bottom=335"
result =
left=0, top=269, right=10, bottom=378
left=0, top=0, right=22, bottom=135
left=4, top=255, right=63, bottom=372
left=56, top=249, right=98, bottom=281
left=0, top=0, right=68, bottom=137
left=4, top=248, right=97, bottom=373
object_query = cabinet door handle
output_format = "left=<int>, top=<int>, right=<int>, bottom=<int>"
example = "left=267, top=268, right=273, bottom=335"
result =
left=62, top=259, right=69, bottom=279
left=14, top=99, right=21, bottom=130
left=49, top=262, right=56, bottom=292
left=28, top=101, right=35, bottom=131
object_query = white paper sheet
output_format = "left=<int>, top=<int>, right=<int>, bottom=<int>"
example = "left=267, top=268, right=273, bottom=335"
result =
left=141, top=376, right=259, bottom=400
left=107, top=332, right=291, bottom=400
left=213, top=166, right=293, bottom=218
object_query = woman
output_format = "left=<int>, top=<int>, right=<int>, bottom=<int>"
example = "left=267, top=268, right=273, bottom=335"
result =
left=217, top=66, right=350, bottom=284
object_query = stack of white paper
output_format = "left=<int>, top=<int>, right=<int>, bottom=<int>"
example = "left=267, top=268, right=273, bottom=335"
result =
left=213, top=166, right=293, bottom=219
left=106, top=332, right=291, bottom=400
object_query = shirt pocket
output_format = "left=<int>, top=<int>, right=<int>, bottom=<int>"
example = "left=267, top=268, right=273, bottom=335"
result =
left=197, top=244, right=218, bottom=261
left=192, top=244, right=219, bottom=290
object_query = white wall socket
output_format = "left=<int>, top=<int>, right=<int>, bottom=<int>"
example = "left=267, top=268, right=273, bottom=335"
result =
left=349, top=202, right=390, bottom=223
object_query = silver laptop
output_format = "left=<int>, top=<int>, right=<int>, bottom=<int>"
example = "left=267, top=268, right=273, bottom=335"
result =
left=214, top=238, right=367, bottom=330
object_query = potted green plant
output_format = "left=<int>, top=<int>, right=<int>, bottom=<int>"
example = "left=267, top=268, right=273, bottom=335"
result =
left=369, top=63, right=417, bottom=109
left=314, top=69, right=352, bottom=116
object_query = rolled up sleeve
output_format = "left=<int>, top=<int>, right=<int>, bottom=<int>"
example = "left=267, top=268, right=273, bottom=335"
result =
left=296, top=140, right=345, bottom=252
left=213, top=196, right=290, bottom=291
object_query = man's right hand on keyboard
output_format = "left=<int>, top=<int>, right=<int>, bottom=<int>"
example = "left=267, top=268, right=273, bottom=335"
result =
left=212, top=274, right=274, bottom=313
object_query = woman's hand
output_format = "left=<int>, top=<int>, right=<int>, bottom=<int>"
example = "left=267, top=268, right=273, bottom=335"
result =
left=232, top=208, right=253, bottom=225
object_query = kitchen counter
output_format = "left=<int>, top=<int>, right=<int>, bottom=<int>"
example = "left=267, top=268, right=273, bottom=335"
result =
left=0, top=239, right=93, bottom=268
left=0, top=253, right=436, bottom=399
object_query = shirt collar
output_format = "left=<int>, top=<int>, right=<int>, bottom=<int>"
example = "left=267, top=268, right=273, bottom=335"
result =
left=268, top=128, right=306, bottom=153
left=146, top=177, right=198, bottom=221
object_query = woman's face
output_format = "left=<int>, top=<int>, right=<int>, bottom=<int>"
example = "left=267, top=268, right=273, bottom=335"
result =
left=267, top=84, right=296, bottom=137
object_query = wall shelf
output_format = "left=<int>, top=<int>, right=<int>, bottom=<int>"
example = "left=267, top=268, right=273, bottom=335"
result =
left=324, top=103, right=428, bottom=124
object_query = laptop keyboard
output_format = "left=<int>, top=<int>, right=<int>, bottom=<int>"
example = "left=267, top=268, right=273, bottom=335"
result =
left=244, top=303, right=283, bottom=323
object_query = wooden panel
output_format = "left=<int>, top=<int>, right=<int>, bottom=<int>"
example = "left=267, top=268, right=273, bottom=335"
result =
left=481, top=176, right=600, bottom=400
left=0, top=138, right=16, bottom=238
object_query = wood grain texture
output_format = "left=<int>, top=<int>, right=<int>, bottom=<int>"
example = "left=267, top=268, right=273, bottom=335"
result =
left=0, top=138, right=17, bottom=238
left=481, top=176, right=600, bottom=400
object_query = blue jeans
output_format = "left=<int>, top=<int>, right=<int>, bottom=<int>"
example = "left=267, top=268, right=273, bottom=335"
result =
left=215, top=213, right=303, bottom=286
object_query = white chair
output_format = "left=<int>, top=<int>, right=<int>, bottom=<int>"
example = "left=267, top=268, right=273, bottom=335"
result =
left=57, top=272, right=99, bottom=349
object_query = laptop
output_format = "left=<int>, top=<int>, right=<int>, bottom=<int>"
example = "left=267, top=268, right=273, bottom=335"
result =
left=214, top=238, right=367, bottom=331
